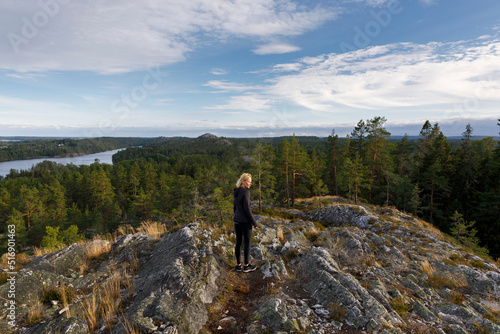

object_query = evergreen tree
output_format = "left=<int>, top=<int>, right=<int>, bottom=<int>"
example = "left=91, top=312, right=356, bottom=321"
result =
left=414, top=122, right=451, bottom=226
left=252, top=142, right=275, bottom=212
left=449, top=211, right=487, bottom=255
left=276, top=139, right=291, bottom=208
left=5, top=208, right=27, bottom=250
left=289, top=135, right=309, bottom=207
left=339, top=154, right=370, bottom=204
left=326, top=129, right=340, bottom=196
left=451, top=124, right=479, bottom=219
left=350, top=119, right=368, bottom=159
left=308, top=148, right=328, bottom=204
left=394, top=134, right=413, bottom=176
left=365, top=116, right=393, bottom=202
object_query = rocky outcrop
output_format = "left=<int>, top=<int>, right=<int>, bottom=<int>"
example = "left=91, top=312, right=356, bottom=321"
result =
left=115, top=224, right=221, bottom=334
left=1, top=202, right=499, bottom=334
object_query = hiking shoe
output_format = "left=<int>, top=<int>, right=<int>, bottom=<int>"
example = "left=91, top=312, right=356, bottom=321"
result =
left=235, top=264, right=242, bottom=272
left=243, top=264, right=257, bottom=273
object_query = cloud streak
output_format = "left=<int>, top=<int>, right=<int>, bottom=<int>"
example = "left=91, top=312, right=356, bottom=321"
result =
left=253, top=43, right=301, bottom=55
left=207, top=36, right=500, bottom=121
left=0, top=0, right=337, bottom=74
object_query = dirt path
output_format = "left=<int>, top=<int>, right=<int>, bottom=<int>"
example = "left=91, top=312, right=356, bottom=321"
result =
left=202, top=259, right=271, bottom=334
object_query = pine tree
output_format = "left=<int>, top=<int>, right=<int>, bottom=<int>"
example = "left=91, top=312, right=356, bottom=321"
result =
left=339, top=154, right=370, bottom=204
left=451, top=124, right=478, bottom=219
left=350, top=119, right=368, bottom=159
left=365, top=116, right=393, bottom=202
left=277, top=139, right=291, bottom=208
left=289, top=135, right=309, bottom=207
left=449, top=211, right=488, bottom=255
left=394, top=134, right=413, bottom=176
left=252, top=142, right=275, bottom=212
left=308, top=149, right=328, bottom=206
left=326, top=129, right=340, bottom=195
left=414, top=122, right=451, bottom=226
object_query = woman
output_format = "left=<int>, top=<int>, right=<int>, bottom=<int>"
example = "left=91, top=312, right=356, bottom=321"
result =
left=233, top=173, right=258, bottom=273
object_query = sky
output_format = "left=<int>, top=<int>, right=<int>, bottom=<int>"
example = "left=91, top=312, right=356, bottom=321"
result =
left=0, top=0, right=499, bottom=138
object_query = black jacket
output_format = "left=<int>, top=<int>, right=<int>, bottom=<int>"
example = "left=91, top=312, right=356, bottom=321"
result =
left=233, top=187, right=257, bottom=227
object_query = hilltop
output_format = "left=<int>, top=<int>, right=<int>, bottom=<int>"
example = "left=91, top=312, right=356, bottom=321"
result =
left=1, top=199, right=499, bottom=333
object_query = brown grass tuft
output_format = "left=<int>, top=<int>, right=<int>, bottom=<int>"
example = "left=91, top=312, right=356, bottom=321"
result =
left=27, top=298, right=42, bottom=324
left=100, top=273, right=122, bottom=329
left=137, top=220, right=167, bottom=239
left=82, top=287, right=99, bottom=332
left=276, top=224, right=285, bottom=244
left=85, top=238, right=112, bottom=260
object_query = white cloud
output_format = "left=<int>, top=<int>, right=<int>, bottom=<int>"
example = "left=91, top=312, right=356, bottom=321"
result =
left=207, top=36, right=500, bottom=119
left=0, top=0, right=337, bottom=74
left=272, top=63, right=303, bottom=72
left=210, top=68, right=229, bottom=75
left=5, top=72, right=45, bottom=80
left=350, top=0, right=436, bottom=7
left=204, top=80, right=261, bottom=92
left=267, top=38, right=500, bottom=113
left=253, top=43, right=301, bottom=55
left=205, top=94, right=273, bottom=112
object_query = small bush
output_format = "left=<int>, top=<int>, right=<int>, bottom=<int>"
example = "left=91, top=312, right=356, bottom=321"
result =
left=284, top=249, right=299, bottom=261
left=328, top=302, right=346, bottom=321
left=390, top=296, right=411, bottom=318
left=303, top=231, right=319, bottom=243
left=470, top=259, right=485, bottom=269
left=448, top=290, right=465, bottom=305
left=41, top=285, right=77, bottom=305
left=428, top=273, right=455, bottom=289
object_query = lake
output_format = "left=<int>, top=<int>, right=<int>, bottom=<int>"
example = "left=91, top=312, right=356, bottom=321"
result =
left=0, top=148, right=125, bottom=178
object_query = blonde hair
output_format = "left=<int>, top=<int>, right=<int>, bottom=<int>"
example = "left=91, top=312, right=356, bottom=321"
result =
left=236, top=173, right=252, bottom=188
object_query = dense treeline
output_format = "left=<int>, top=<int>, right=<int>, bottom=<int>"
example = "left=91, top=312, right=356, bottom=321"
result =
left=0, top=137, right=153, bottom=162
left=0, top=118, right=499, bottom=259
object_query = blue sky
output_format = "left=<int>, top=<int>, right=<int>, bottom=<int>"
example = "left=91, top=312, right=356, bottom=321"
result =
left=0, top=0, right=499, bottom=138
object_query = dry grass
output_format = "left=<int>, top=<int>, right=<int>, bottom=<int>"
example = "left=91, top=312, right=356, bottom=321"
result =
left=120, top=314, right=140, bottom=334
left=276, top=224, right=285, bottom=244
left=85, top=238, right=112, bottom=260
left=60, top=285, right=71, bottom=318
left=328, top=302, right=347, bottom=321
left=390, top=296, right=412, bottom=318
left=448, top=289, right=465, bottom=305
left=117, top=224, right=136, bottom=236
left=100, top=273, right=122, bottom=329
left=421, top=260, right=468, bottom=290
left=27, top=298, right=42, bottom=324
left=137, top=220, right=167, bottom=239
left=82, top=287, right=99, bottom=332
left=421, top=260, right=434, bottom=277
left=295, top=195, right=343, bottom=204
left=1, top=252, right=32, bottom=269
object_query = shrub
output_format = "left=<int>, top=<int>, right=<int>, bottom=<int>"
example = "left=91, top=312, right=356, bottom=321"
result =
left=390, top=296, right=411, bottom=318
left=328, top=302, right=347, bottom=321
left=41, top=225, right=84, bottom=249
left=41, top=285, right=77, bottom=305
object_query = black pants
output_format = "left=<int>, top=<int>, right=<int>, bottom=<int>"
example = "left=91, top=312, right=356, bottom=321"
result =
left=234, top=222, right=252, bottom=265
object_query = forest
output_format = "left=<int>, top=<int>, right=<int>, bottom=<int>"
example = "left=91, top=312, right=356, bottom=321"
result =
left=0, top=137, right=152, bottom=162
left=0, top=117, right=499, bottom=259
